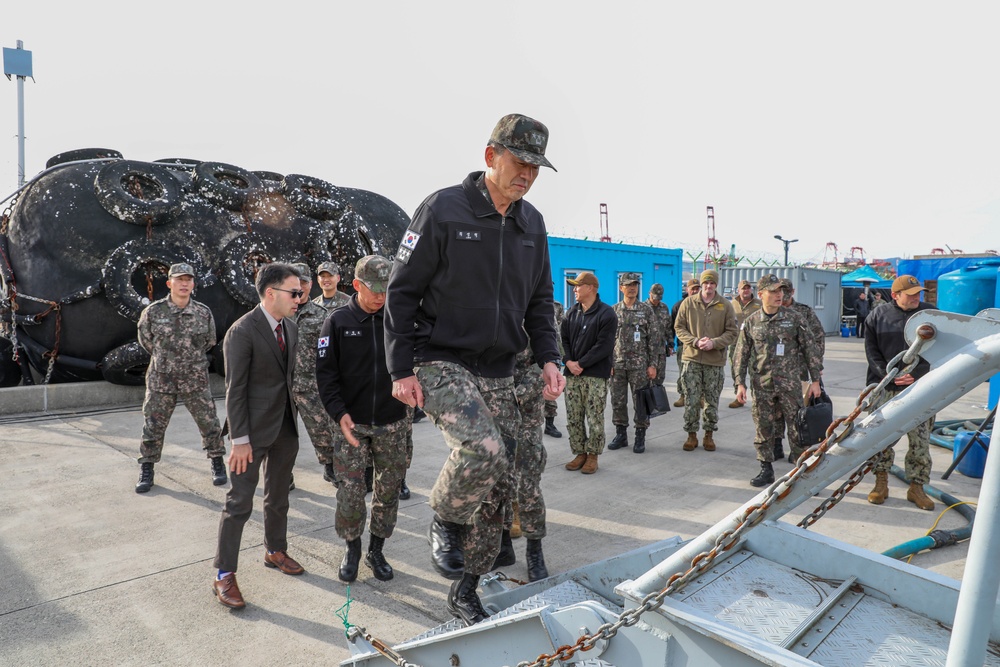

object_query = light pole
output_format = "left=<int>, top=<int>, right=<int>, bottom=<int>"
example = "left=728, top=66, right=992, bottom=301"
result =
left=3, top=40, right=34, bottom=187
left=774, top=235, right=798, bottom=266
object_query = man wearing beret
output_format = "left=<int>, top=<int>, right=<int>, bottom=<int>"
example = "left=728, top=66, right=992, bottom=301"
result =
left=673, top=269, right=738, bottom=452
left=134, top=263, right=226, bottom=493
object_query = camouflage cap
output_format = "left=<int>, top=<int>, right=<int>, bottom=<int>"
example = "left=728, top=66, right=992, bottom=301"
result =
left=738, top=279, right=752, bottom=289
left=355, top=255, right=392, bottom=293
left=650, top=283, right=664, bottom=295
left=567, top=271, right=599, bottom=288
left=686, top=278, right=701, bottom=289
left=778, top=277, right=794, bottom=290
left=892, top=274, right=926, bottom=295
left=168, top=263, right=195, bottom=278
left=757, top=274, right=783, bottom=292
left=700, top=269, right=719, bottom=284
left=490, top=113, right=557, bottom=172
left=619, top=272, right=641, bottom=285
left=292, top=262, right=312, bottom=280
left=316, top=261, right=340, bottom=276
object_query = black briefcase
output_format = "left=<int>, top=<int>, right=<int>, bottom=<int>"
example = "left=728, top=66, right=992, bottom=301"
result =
left=636, top=383, right=670, bottom=419
left=797, top=390, right=834, bottom=446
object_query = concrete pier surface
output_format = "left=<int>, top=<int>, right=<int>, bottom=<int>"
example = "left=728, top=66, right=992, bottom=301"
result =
left=0, top=336, right=990, bottom=666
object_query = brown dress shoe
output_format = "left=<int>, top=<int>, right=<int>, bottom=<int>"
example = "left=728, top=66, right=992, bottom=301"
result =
left=702, top=432, right=716, bottom=451
left=728, top=399, right=743, bottom=409
left=565, top=454, right=588, bottom=471
left=682, top=432, right=698, bottom=451
left=581, top=454, right=598, bottom=474
left=213, top=573, right=246, bottom=609
left=264, top=550, right=305, bottom=575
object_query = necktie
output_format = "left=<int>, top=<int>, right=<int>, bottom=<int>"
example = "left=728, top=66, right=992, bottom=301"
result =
left=275, top=323, right=285, bottom=353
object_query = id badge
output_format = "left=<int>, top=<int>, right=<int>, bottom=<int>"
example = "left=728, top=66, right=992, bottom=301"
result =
left=776, top=343, right=785, bottom=356
left=634, top=330, right=641, bottom=342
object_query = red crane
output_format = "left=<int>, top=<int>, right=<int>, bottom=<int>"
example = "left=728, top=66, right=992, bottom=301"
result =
left=707, top=206, right=720, bottom=264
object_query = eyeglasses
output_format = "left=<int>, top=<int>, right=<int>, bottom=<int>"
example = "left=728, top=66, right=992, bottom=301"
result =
left=271, top=287, right=305, bottom=299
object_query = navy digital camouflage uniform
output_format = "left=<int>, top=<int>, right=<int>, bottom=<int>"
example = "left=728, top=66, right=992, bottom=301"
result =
left=293, top=299, right=336, bottom=465
left=544, top=301, right=565, bottom=420
left=137, top=296, right=224, bottom=463
left=734, top=306, right=823, bottom=462
left=513, top=345, right=547, bottom=539
left=611, top=298, right=658, bottom=429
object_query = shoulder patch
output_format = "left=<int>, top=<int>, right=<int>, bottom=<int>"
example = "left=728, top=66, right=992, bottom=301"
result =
left=317, top=336, right=329, bottom=349
left=396, top=246, right=412, bottom=264
left=402, top=230, right=421, bottom=250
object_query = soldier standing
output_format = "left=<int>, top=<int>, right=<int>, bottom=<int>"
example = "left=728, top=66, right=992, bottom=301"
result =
left=646, top=283, right=673, bottom=390
left=317, top=255, right=408, bottom=582
left=778, top=277, right=826, bottom=461
left=673, top=270, right=739, bottom=452
left=728, top=279, right=762, bottom=408
left=313, top=261, right=350, bottom=310
left=135, top=263, right=226, bottom=493
left=543, top=299, right=565, bottom=438
left=733, top=274, right=822, bottom=487
left=290, top=263, right=337, bottom=487
left=671, top=279, right=701, bottom=408
left=609, top=273, right=658, bottom=454
left=384, top=113, right=564, bottom=626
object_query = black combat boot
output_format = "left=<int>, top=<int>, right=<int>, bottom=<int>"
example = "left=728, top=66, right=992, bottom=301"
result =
left=428, top=516, right=464, bottom=579
left=339, top=537, right=362, bottom=582
left=544, top=417, right=562, bottom=438
left=412, top=407, right=426, bottom=423
left=491, top=529, right=516, bottom=569
left=399, top=477, right=410, bottom=500
left=608, top=425, right=628, bottom=450
left=526, top=539, right=549, bottom=582
left=750, top=461, right=775, bottom=488
left=135, top=462, right=154, bottom=494
left=365, top=535, right=394, bottom=581
left=772, top=438, right=784, bottom=462
left=447, top=573, right=490, bottom=626
left=633, top=428, right=646, bottom=454
left=210, top=456, right=227, bottom=486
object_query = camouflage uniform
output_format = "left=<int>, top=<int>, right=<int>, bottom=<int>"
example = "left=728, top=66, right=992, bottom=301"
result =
left=729, top=295, right=762, bottom=387
left=674, top=291, right=738, bottom=433
left=313, top=291, right=350, bottom=310
left=868, top=390, right=933, bottom=485
left=417, top=360, right=520, bottom=576
left=292, top=299, right=337, bottom=464
left=544, top=301, right=565, bottom=420
left=646, top=298, right=673, bottom=388
left=565, top=376, right=609, bottom=454
left=611, top=299, right=658, bottom=428
left=513, top=346, right=547, bottom=539
left=734, top=307, right=823, bottom=462
left=137, top=296, right=224, bottom=463
left=334, top=416, right=410, bottom=540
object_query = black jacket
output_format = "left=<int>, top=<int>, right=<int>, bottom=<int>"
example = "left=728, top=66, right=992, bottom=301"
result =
left=316, top=295, right=407, bottom=426
left=384, top=172, right=560, bottom=379
left=560, top=295, right=618, bottom=379
left=864, top=301, right=933, bottom=388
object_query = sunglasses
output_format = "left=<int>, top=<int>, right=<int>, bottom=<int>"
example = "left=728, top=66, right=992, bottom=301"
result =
left=271, top=287, right=305, bottom=299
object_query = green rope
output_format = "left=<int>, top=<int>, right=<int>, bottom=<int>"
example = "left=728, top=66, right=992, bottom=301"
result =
left=335, top=585, right=356, bottom=637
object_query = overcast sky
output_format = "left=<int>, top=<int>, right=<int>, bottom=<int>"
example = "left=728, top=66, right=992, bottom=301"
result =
left=3, top=2, right=999, bottom=265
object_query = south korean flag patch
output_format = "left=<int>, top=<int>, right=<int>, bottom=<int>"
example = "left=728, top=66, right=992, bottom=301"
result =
left=317, top=336, right=330, bottom=350
left=397, top=229, right=420, bottom=265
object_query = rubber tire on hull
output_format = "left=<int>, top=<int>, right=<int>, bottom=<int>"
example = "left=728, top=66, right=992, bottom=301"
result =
left=193, top=161, right=262, bottom=211
left=101, top=341, right=151, bottom=386
left=102, top=240, right=206, bottom=322
left=94, top=160, right=183, bottom=226
left=282, top=174, right=347, bottom=220
left=219, top=233, right=274, bottom=307
left=46, top=148, right=123, bottom=169
left=253, top=170, right=285, bottom=185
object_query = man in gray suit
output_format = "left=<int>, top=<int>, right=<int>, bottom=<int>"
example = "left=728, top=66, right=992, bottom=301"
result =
left=213, top=262, right=305, bottom=609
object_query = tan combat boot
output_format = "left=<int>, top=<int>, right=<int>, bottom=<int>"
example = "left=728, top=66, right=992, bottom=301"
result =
left=867, top=471, right=889, bottom=504
left=907, top=482, right=935, bottom=511
left=683, top=432, right=699, bottom=451
left=674, top=396, right=685, bottom=408
left=510, top=502, right=522, bottom=539
left=728, top=399, right=743, bottom=409
left=581, top=454, right=599, bottom=474
left=702, top=431, right=716, bottom=451
left=565, top=454, right=587, bottom=471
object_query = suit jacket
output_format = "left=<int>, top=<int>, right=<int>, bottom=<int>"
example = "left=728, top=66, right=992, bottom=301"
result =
left=223, top=306, right=299, bottom=448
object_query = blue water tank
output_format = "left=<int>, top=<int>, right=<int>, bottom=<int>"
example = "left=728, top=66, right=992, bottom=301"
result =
left=937, top=261, right=1000, bottom=316
left=953, top=430, right=991, bottom=478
